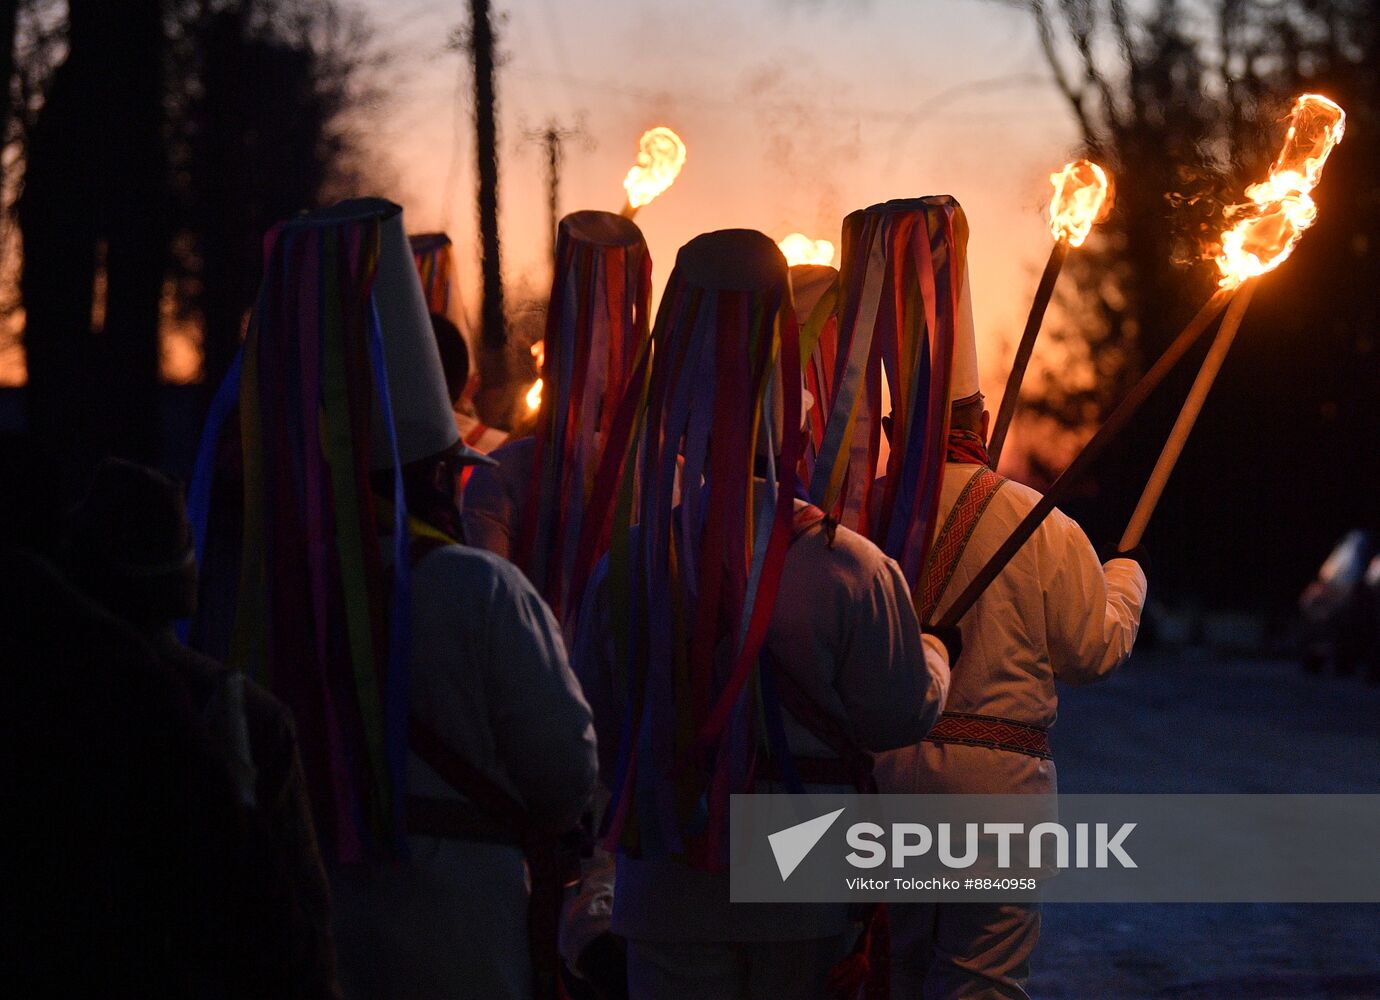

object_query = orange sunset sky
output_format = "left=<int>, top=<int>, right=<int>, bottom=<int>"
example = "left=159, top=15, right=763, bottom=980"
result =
left=1, top=0, right=1087, bottom=404
left=371, top=0, right=1083, bottom=404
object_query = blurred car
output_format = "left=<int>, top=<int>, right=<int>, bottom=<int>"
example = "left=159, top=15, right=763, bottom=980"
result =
left=1300, top=530, right=1380, bottom=680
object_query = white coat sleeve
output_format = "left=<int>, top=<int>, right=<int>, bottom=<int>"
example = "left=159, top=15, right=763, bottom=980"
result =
left=1042, top=511, right=1148, bottom=685
left=835, top=557, right=950, bottom=752
left=482, top=560, right=599, bottom=834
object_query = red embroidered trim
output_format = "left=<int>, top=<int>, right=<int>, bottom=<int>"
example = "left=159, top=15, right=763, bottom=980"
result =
left=925, top=711, right=1052, bottom=760
left=918, top=468, right=1006, bottom=622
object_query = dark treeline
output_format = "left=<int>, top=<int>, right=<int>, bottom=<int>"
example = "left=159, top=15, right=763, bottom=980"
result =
left=5, top=0, right=378, bottom=495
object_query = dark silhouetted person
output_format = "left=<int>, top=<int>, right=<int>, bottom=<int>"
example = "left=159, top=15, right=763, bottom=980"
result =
left=2, top=436, right=312, bottom=997
left=189, top=198, right=596, bottom=1000
left=59, top=457, right=342, bottom=998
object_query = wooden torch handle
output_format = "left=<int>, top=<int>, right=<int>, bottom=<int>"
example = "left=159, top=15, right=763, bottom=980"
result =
left=987, top=239, right=1069, bottom=469
left=1117, top=280, right=1257, bottom=551
left=931, top=286, right=1234, bottom=629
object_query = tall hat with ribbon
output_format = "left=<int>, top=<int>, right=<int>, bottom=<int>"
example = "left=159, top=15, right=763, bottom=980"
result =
left=516, top=210, right=652, bottom=630
left=187, top=197, right=469, bottom=863
left=599, top=229, right=802, bottom=872
left=791, top=263, right=840, bottom=489
left=409, top=232, right=456, bottom=316
left=808, top=195, right=972, bottom=588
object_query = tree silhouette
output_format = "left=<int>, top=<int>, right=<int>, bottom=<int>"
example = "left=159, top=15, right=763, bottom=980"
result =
left=10, top=0, right=381, bottom=490
left=0, top=2, right=19, bottom=235
left=168, top=0, right=380, bottom=399
left=19, top=0, right=167, bottom=485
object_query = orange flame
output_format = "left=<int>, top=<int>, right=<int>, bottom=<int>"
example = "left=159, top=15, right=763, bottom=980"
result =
left=777, top=233, right=836, bottom=267
left=622, top=126, right=687, bottom=209
left=525, top=340, right=545, bottom=412
left=1216, top=94, right=1346, bottom=287
left=1270, top=93, right=1347, bottom=190
left=1048, top=159, right=1111, bottom=247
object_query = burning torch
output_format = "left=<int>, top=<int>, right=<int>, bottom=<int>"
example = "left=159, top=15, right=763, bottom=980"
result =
left=986, top=159, right=1112, bottom=468
left=619, top=126, right=687, bottom=219
left=777, top=233, right=837, bottom=268
left=930, top=94, right=1345, bottom=634
left=1118, top=93, right=1346, bottom=550
left=526, top=339, right=546, bottom=414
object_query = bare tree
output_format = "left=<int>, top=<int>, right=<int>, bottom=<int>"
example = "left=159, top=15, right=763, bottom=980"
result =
left=0, top=0, right=63, bottom=373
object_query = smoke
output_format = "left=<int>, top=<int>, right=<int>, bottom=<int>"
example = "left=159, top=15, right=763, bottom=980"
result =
left=736, top=60, right=862, bottom=234
left=1164, top=157, right=1236, bottom=266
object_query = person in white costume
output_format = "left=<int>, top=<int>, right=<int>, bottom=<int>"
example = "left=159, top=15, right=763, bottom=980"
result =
left=246, top=199, right=598, bottom=1000
left=873, top=210, right=1148, bottom=1000
left=462, top=211, right=654, bottom=998
left=574, top=229, right=952, bottom=1000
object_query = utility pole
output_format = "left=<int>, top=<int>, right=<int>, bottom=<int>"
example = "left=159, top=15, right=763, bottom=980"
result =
left=523, top=117, right=586, bottom=264
left=462, top=0, right=504, bottom=349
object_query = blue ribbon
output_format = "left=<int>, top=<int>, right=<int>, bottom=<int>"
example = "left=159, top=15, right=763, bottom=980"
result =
left=366, top=296, right=412, bottom=858
left=179, top=345, right=246, bottom=642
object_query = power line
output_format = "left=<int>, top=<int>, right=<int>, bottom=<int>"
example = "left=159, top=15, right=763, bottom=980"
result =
left=506, top=68, right=1049, bottom=124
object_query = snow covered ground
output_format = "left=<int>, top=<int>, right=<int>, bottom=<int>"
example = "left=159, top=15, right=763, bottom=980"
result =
left=1033, top=648, right=1380, bottom=998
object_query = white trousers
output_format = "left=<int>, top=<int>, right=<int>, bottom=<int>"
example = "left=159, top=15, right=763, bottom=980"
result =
left=888, top=902, right=1039, bottom=1000
left=626, top=934, right=850, bottom=1000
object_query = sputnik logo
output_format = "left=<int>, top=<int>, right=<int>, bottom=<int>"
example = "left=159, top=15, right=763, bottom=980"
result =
left=768, top=807, right=845, bottom=881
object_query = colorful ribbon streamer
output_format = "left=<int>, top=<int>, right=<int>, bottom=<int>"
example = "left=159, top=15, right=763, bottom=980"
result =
left=599, top=232, right=802, bottom=872
left=409, top=232, right=455, bottom=316
left=796, top=268, right=841, bottom=492
left=807, top=196, right=967, bottom=590
left=189, top=211, right=413, bottom=863
left=514, top=213, right=653, bottom=634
